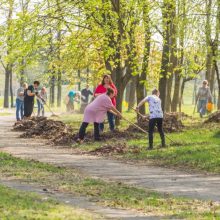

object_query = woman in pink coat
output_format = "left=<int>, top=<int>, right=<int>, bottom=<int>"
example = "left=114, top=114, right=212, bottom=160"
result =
left=77, top=88, right=122, bottom=142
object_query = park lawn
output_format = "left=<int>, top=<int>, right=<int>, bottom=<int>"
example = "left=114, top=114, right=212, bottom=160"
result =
left=0, top=184, right=98, bottom=220
left=125, top=124, right=220, bottom=173
left=60, top=112, right=220, bottom=174
left=0, top=152, right=220, bottom=219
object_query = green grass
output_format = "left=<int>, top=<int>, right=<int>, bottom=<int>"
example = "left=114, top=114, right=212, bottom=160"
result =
left=58, top=111, right=220, bottom=174
left=0, top=152, right=220, bottom=219
left=0, top=184, right=98, bottom=220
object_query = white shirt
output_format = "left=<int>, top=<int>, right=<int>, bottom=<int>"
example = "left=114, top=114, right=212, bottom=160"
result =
left=144, top=95, right=163, bottom=119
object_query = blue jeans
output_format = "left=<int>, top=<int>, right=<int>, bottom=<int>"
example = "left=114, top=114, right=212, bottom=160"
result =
left=16, top=98, right=24, bottom=120
left=37, top=100, right=45, bottom=117
left=99, top=112, right=115, bottom=132
left=197, top=99, right=207, bottom=117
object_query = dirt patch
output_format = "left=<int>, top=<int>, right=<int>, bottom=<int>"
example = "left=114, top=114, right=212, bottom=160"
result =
left=88, top=142, right=141, bottom=156
left=127, top=112, right=185, bottom=133
left=204, top=111, right=220, bottom=123
left=13, top=118, right=141, bottom=146
left=13, top=117, right=74, bottom=145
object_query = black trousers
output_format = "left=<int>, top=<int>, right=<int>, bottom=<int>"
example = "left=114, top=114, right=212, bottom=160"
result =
left=79, top=122, right=100, bottom=140
left=24, top=101, right=34, bottom=117
left=149, top=118, right=165, bottom=147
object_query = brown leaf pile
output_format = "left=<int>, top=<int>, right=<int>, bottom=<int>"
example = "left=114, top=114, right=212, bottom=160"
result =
left=127, top=112, right=185, bottom=133
left=204, top=111, right=220, bottom=123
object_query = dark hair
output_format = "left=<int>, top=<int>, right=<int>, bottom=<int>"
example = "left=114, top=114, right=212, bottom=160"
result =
left=101, top=74, right=113, bottom=85
left=106, top=87, right=114, bottom=96
left=152, top=89, right=159, bottom=95
left=34, top=81, right=40, bottom=86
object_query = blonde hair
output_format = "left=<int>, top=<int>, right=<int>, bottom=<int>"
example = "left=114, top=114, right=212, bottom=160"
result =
left=23, top=83, right=28, bottom=88
left=203, top=80, right=208, bottom=85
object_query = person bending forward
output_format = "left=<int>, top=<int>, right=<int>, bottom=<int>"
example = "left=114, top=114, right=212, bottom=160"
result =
left=77, top=88, right=122, bottom=142
left=136, top=89, right=165, bottom=150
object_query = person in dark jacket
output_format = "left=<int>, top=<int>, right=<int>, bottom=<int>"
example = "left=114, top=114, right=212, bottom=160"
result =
left=24, top=81, right=40, bottom=118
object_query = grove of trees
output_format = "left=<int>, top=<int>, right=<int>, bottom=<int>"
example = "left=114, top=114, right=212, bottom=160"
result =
left=1, top=0, right=220, bottom=114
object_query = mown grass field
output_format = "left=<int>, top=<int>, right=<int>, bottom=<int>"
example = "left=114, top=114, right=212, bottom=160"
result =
left=59, top=109, right=220, bottom=174
left=0, top=184, right=99, bottom=220
left=0, top=152, right=220, bottom=219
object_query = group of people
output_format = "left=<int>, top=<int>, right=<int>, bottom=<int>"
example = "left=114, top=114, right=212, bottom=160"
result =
left=77, top=77, right=214, bottom=150
left=15, top=76, right=214, bottom=150
left=16, top=81, right=47, bottom=121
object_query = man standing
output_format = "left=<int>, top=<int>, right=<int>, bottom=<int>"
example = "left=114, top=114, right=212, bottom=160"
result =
left=136, top=89, right=165, bottom=150
left=16, top=83, right=28, bottom=121
left=80, top=85, right=93, bottom=113
left=24, top=81, right=40, bottom=118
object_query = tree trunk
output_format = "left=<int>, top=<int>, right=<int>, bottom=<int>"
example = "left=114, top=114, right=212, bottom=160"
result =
left=128, top=77, right=136, bottom=111
left=9, top=68, right=13, bottom=108
left=4, top=68, right=10, bottom=108
left=57, top=70, right=62, bottom=107
left=136, top=0, right=151, bottom=115
left=50, top=75, right=55, bottom=107
left=171, top=72, right=181, bottom=112
left=165, top=75, right=173, bottom=112
left=205, top=0, right=213, bottom=82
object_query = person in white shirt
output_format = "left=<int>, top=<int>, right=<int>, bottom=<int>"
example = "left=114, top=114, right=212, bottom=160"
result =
left=136, top=89, right=165, bottom=150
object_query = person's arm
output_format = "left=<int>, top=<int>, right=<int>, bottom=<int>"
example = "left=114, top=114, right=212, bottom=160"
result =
left=109, top=106, right=122, bottom=119
left=136, top=97, right=148, bottom=110
left=89, top=90, right=93, bottom=96
left=17, top=89, right=24, bottom=96
left=27, top=86, right=35, bottom=97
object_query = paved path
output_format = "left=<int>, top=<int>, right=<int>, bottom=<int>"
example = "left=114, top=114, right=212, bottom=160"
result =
left=0, top=179, right=151, bottom=220
left=1, top=116, right=220, bottom=203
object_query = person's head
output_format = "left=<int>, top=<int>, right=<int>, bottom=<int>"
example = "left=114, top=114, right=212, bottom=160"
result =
left=76, top=91, right=81, bottom=98
left=202, top=80, right=208, bottom=87
left=152, top=88, right=160, bottom=97
left=41, top=87, right=46, bottom=93
left=106, top=87, right=114, bottom=98
left=101, top=74, right=113, bottom=85
left=86, top=84, right=89, bottom=89
left=22, top=83, right=28, bottom=89
left=33, top=81, right=40, bottom=89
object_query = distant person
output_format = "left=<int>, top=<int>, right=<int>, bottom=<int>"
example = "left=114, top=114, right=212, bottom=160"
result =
left=24, top=81, right=40, bottom=118
left=16, top=83, right=28, bottom=121
left=37, top=87, right=47, bottom=117
left=136, top=89, right=165, bottom=150
left=94, top=74, right=117, bottom=132
left=80, top=85, right=93, bottom=112
left=77, top=88, right=122, bottom=143
left=196, top=80, right=212, bottom=118
left=66, top=90, right=80, bottom=112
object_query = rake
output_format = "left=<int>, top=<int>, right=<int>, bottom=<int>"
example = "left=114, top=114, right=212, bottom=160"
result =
left=131, top=107, right=177, bottom=145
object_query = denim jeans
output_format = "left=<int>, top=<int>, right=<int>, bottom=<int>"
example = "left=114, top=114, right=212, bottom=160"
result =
left=37, top=100, right=45, bottom=117
left=16, top=98, right=24, bottom=120
left=197, top=99, right=207, bottom=117
left=99, top=112, right=115, bottom=132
